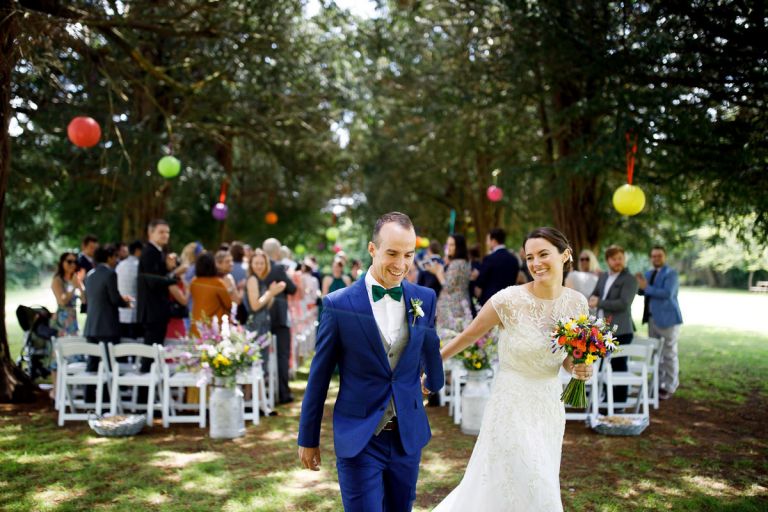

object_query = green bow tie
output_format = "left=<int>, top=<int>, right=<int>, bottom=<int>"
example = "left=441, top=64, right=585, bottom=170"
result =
left=372, top=284, right=403, bottom=302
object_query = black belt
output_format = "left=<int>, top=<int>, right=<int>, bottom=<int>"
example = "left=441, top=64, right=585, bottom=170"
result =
left=380, top=417, right=398, bottom=432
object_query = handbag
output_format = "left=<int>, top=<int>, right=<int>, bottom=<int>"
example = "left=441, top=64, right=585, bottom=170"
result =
left=169, top=300, right=189, bottom=319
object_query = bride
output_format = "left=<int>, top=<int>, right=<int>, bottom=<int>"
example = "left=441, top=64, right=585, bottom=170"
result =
left=432, top=227, right=593, bottom=512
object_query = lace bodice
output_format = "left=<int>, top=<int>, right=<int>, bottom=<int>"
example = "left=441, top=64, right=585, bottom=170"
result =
left=491, top=286, right=589, bottom=378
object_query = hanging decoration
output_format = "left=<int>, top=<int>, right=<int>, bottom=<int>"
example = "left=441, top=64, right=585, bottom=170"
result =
left=67, top=116, right=101, bottom=148
left=294, top=244, right=306, bottom=255
left=419, top=237, right=430, bottom=249
left=612, top=132, right=646, bottom=216
left=265, top=211, right=278, bottom=225
left=333, top=244, right=343, bottom=254
left=325, top=227, right=340, bottom=242
left=157, top=155, right=181, bottom=178
left=212, top=180, right=229, bottom=221
left=486, top=169, right=503, bottom=202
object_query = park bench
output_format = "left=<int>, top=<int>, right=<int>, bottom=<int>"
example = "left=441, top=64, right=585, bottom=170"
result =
left=749, top=281, right=768, bottom=293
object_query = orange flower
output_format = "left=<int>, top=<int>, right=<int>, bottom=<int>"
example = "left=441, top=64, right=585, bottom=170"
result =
left=558, top=335, right=567, bottom=346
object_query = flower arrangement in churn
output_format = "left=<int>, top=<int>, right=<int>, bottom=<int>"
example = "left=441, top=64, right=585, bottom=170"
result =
left=440, top=318, right=498, bottom=372
left=183, top=313, right=270, bottom=386
left=551, top=314, right=618, bottom=407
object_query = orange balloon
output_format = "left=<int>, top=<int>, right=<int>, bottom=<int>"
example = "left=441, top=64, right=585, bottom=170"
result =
left=265, top=211, right=278, bottom=224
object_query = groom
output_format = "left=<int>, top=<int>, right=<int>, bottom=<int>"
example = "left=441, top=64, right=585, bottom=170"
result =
left=298, top=212, right=444, bottom=511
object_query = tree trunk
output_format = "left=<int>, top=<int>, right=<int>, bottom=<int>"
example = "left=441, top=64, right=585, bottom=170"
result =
left=0, top=1, right=35, bottom=402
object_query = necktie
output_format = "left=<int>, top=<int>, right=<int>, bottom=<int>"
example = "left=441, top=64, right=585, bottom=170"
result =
left=372, top=284, right=403, bottom=302
left=642, top=269, right=658, bottom=324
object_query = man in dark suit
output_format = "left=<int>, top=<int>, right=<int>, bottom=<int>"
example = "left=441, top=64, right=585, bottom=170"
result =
left=83, top=244, right=130, bottom=401
left=473, top=227, right=520, bottom=305
left=136, top=219, right=176, bottom=372
left=263, top=237, right=298, bottom=404
left=77, top=234, right=98, bottom=313
left=589, top=245, right=639, bottom=405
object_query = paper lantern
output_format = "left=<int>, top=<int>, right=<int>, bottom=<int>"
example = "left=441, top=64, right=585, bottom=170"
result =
left=333, top=244, right=343, bottom=254
left=212, top=202, right=228, bottom=221
left=612, top=184, right=646, bottom=216
left=265, top=211, right=278, bottom=225
left=326, top=227, right=340, bottom=242
left=67, top=116, right=101, bottom=148
left=294, top=244, right=306, bottom=255
left=157, top=156, right=181, bottom=178
left=486, top=185, right=503, bottom=202
left=419, top=237, right=430, bottom=249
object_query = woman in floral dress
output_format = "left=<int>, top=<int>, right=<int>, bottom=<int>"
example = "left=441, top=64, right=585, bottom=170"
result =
left=427, top=233, right=474, bottom=337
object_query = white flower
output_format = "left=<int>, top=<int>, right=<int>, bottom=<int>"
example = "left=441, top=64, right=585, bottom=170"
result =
left=409, top=298, right=425, bottom=326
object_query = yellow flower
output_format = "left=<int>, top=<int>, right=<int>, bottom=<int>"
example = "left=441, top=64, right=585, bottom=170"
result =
left=243, top=344, right=250, bottom=353
left=474, top=362, right=482, bottom=368
left=578, top=314, right=588, bottom=323
left=565, top=321, right=575, bottom=332
left=585, top=353, right=597, bottom=365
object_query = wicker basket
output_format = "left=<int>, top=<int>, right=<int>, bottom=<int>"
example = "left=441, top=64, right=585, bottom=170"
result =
left=88, top=414, right=146, bottom=437
left=590, top=414, right=649, bottom=436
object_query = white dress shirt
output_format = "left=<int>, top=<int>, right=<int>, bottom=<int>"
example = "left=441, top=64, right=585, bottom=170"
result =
left=365, top=270, right=405, bottom=346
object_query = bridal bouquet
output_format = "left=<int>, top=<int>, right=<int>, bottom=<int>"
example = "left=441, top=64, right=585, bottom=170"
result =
left=182, top=313, right=270, bottom=385
left=550, top=314, right=618, bottom=407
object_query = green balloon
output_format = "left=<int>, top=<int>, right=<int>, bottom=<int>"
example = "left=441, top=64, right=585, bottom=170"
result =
left=325, top=227, right=340, bottom=242
left=294, top=244, right=306, bottom=255
left=157, top=156, right=181, bottom=178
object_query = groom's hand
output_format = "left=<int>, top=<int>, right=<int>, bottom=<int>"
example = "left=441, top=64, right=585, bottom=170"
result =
left=421, top=374, right=431, bottom=396
left=298, top=446, right=322, bottom=471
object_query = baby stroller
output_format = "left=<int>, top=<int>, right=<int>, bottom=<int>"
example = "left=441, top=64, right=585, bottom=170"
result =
left=15, top=305, right=57, bottom=381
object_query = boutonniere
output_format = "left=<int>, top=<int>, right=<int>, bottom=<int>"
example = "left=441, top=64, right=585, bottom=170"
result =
left=409, top=298, right=424, bottom=326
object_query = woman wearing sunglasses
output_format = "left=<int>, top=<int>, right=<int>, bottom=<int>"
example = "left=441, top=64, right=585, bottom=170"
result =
left=564, top=249, right=601, bottom=303
left=51, top=252, right=85, bottom=337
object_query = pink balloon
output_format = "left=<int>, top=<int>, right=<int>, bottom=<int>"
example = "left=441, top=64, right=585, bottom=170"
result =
left=486, top=185, right=503, bottom=202
left=212, top=202, right=228, bottom=221
left=333, top=244, right=343, bottom=253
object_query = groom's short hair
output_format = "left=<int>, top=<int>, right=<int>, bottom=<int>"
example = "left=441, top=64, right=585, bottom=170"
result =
left=372, top=212, right=414, bottom=246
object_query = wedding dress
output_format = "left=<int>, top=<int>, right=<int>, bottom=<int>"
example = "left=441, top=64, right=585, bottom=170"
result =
left=433, top=286, right=588, bottom=512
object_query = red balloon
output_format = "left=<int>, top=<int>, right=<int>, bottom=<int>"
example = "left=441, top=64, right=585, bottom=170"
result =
left=265, top=211, right=278, bottom=225
left=486, top=185, right=503, bottom=202
left=333, top=244, right=343, bottom=253
left=67, top=116, right=101, bottom=148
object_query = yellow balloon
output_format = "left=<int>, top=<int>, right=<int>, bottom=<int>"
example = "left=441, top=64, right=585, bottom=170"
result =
left=612, top=184, right=646, bottom=216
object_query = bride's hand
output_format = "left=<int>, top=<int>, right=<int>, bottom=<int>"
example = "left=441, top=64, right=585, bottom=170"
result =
left=421, top=374, right=431, bottom=396
left=571, top=362, right=593, bottom=381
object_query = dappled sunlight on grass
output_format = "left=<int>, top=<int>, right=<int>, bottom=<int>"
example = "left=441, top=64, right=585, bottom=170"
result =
left=181, top=472, right=231, bottom=495
left=279, top=466, right=340, bottom=496
left=32, top=485, right=85, bottom=510
left=151, top=450, right=221, bottom=469
left=684, top=474, right=740, bottom=497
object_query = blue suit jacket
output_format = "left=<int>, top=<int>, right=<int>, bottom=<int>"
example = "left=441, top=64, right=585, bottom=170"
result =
left=297, top=279, right=445, bottom=458
left=638, top=266, right=683, bottom=328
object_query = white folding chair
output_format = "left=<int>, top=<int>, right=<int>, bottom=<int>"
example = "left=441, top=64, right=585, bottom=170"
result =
left=632, top=336, right=662, bottom=410
left=448, top=361, right=468, bottom=425
left=109, top=342, right=161, bottom=426
left=604, top=344, right=652, bottom=419
left=159, top=346, right=207, bottom=428
left=53, top=336, right=90, bottom=411
left=237, top=360, right=269, bottom=425
left=559, top=365, right=600, bottom=421
left=57, top=340, right=109, bottom=426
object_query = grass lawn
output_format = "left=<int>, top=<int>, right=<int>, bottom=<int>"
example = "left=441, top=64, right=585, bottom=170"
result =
left=1, top=288, right=767, bottom=511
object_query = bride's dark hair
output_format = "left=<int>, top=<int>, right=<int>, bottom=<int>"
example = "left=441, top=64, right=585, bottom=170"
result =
left=523, top=227, right=573, bottom=275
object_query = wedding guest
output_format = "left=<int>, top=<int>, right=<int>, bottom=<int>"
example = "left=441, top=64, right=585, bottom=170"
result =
left=637, top=246, right=683, bottom=400
left=244, top=250, right=284, bottom=338
left=165, top=252, right=188, bottom=340
left=427, top=234, right=473, bottom=337
left=468, top=244, right=482, bottom=316
left=280, top=245, right=298, bottom=273
left=215, top=249, right=242, bottom=305
left=322, top=256, right=351, bottom=296
left=116, top=240, right=142, bottom=339
left=51, top=252, right=83, bottom=337
left=300, top=258, right=321, bottom=311
left=189, top=252, right=232, bottom=337
left=136, top=219, right=176, bottom=372
left=115, top=242, right=129, bottom=261
left=83, top=245, right=130, bottom=402
left=417, top=240, right=444, bottom=297
left=262, top=238, right=298, bottom=404
left=406, top=265, right=419, bottom=284
left=473, top=228, right=519, bottom=305
left=77, top=234, right=98, bottom=313
left=229, top=241, right=247, bottom=288
left=349, top=259, right=363, bottom=281
left=49, top=251, right=84, bottom=400
left=589, top=245, right=638, bottom=405
left=565, top=249, right=601, bottom=299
